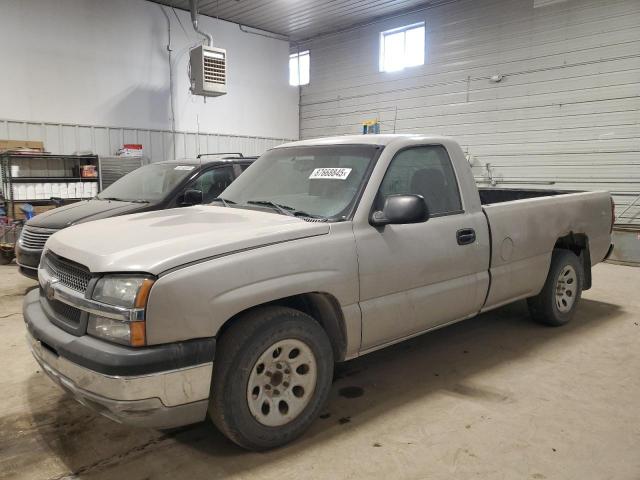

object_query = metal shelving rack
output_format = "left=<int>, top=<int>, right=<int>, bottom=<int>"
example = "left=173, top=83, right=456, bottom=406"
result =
left=0, top=152, right=99, bottom=219
left=98, top=156, right=148, bottom=191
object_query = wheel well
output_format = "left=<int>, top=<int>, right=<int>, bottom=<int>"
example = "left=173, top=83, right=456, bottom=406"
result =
left=216, top=293, right=348, bottom=361
left=554, top=233, right=592, bottom=290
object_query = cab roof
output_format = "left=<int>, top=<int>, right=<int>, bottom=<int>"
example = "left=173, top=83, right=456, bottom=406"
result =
left=274, top=134, right=456, bottom=149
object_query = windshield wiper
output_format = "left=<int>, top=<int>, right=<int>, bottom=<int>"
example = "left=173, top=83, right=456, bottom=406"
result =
left=246, top=200, right=325, bottom=220
left=247, top=200, right=295, bottom=216
left=211, top=197, right=236, bottom=207
left=99, top=197, right=149, bottom=203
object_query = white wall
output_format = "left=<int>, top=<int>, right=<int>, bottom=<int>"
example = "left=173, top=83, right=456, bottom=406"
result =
left=0, top=0, right=298, bottom=148
left=299, top=0, right=640, bottom=224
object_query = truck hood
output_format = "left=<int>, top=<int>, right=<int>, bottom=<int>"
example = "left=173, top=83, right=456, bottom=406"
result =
left=27, top=199, right=150, bottom=229
left=46, top=206, right=330, bottom=274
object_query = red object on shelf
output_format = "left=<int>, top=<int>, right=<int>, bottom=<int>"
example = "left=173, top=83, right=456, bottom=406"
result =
left=123, top=144, right=143, bottom=150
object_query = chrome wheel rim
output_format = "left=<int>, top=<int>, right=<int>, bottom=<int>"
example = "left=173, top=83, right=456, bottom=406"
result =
left=555, top=265, right=577, bottom=313
left=247, top=339, right=317, bottom=427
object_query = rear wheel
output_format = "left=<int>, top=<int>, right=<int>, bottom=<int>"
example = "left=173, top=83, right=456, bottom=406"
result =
left=209, top=306, right=333, bottom=450
left=527, top=249, right=583, bottom=326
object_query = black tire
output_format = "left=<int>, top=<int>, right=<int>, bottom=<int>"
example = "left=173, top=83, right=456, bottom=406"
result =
left=527, top=249, right=583, bottom=326
left=209, top=306, right=334, bottom=451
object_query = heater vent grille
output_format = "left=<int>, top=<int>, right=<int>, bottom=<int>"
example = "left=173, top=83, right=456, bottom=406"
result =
left=203, top=55, right=226, bottom=85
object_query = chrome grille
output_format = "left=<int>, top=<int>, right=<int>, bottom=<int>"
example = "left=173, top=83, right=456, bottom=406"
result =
left=43, top=252, right=92, bottom=293
left=20, top=226, right=58, bottom=250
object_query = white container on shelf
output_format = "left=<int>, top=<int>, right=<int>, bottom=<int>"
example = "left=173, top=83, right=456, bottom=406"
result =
left=51, top=183, right=60, bottom=196
left=67, top=183, right=76, bottom=198
left=14, top=184, right=27, bottom=200
left=60, top=183, right=68, bottom=198
left=34, top=183, right=44, bottom=199
left=91, top=183, right=98, bottom=197
left=44, top=183, right=52, bottom=199
left=13, top=162, right=30, bottom=177
left=26, top=184, right=36, bottom=200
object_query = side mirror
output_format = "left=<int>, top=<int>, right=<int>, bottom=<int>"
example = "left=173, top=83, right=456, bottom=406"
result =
left=370, top=194, right=429, bottom=226
left=181, top=189, right=203, bottom=206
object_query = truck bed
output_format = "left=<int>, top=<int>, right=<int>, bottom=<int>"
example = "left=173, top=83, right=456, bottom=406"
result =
left=478, top=189, right=613, bottom=312
left=479, top=188, right=576, bottom=205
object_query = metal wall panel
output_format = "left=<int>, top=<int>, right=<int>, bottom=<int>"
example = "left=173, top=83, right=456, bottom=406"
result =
left=0, top=119, right=291, bottom=163
left=299, top=0, right=640, bottom=225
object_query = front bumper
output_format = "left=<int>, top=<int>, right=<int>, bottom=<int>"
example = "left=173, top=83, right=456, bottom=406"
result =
left=15, top=244, right=41, bottom=280
left=24, top=290, right=213, bottom=429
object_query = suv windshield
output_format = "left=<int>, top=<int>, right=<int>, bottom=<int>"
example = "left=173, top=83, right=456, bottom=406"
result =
left=221, top=145, right=380, bottom=220
left=97, top=163, right=196, bottom=203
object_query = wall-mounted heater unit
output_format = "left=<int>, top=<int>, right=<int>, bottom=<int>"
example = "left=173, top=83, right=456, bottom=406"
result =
left=190, top=45, right=227, bottom=97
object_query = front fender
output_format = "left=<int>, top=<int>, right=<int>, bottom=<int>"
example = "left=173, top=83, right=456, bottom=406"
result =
left=145, top=223, right=360, bottom=347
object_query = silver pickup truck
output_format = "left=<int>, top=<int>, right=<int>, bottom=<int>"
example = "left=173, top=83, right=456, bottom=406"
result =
left=23, top=135, right=614, bottom=450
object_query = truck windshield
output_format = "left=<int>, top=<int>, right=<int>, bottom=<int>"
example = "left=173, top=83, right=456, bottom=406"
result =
left=221, top=145, right=380, bottom=220
left=96, top=163, right=196, bottom=203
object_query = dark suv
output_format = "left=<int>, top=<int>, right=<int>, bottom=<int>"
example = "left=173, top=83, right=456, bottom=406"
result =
left=16, top=155, right=255, bottom=279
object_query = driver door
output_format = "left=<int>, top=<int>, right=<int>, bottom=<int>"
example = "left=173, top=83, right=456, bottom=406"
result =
left=354, top=145, right=489, bottom=351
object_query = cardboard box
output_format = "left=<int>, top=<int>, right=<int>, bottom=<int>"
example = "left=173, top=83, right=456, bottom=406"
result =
left=0, top=140, right=45, bottom=153
left=80, top=165, right=97, bottom=178
left=13, top=203, right=56, bottom=217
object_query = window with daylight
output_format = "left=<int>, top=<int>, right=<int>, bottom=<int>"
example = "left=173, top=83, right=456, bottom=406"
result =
left=289, top=50, right=310, bottom=86
left=379, top=22, right=426, bottom=73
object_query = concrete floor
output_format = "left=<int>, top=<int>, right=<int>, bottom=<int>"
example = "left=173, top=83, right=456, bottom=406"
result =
left=0, top=263, right=638, bottom=480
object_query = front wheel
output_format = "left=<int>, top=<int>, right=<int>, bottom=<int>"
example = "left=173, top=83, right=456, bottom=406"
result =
left=527, top=249, right=583, bottom=326
left=209, top=306, right=334, bottom=450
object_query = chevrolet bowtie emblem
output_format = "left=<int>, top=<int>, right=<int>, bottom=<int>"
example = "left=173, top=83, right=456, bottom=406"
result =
left=45, top=279, right=58, bottom=301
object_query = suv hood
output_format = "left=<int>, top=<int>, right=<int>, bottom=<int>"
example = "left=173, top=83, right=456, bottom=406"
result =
left=27, top=199, right=150, bottom=229
left=46, top=206, right=330, bottom=274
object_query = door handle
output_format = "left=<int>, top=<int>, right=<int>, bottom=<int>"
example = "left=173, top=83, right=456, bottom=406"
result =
left=456, top=228, right=476, bottom=245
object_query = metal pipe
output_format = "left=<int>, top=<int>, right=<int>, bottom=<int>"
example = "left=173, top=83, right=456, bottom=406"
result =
left=160, top=6, right=177, bottom=160
left=189, top=0, right=212, bottom=46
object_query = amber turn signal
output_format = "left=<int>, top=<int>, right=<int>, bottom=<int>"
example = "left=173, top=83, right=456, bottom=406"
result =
left=135, top=278, right=155, bottom=309
left=130, top=321, right=146, bottom=347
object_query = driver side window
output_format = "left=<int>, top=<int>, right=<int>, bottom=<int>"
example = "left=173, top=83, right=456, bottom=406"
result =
left=184, top=166, right=235, bottom=204
left=378, top=146, right=463, bottom=216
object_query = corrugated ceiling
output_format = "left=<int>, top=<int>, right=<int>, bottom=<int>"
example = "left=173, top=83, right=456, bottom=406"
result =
left=148, top=0, right=443, bottom=41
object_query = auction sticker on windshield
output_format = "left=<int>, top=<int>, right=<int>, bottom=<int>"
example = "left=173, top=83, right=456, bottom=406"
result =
left=309, top=168, right=352, bottom=180
left=174, top=166, right=195, bottom=171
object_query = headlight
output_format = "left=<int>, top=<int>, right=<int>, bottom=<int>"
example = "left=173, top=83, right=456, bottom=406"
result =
left=87, top=315, right=146, bottom=346
left=92, top=276, right=154, bottom=308
left=88, top=275, right=155, bottom=346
